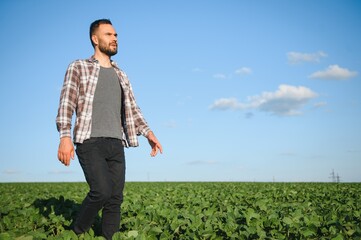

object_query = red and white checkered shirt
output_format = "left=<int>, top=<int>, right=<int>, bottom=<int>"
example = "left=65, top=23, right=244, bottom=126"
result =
left=56, top=57, right=151, bottom=147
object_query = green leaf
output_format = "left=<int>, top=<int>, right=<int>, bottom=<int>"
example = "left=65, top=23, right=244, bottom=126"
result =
left=127, top=230, right=138, bottom=238
left=283, top=217, right=293, bottom=225
left=150, top=227, right=163, bottom=234
left=15, top=236, right=33, bottom=240
left=0, top=233, right=12, bottom=240
left=301, top=229, right=316, bottom=237
left=331, top=234, right=344, bottom=240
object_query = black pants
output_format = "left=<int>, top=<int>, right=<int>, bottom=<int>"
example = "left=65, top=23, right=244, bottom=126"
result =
left=74, top=137, right=126, bottom=240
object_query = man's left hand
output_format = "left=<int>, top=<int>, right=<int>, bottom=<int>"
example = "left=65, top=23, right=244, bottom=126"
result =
left=147, top=131, right=163, bottom=157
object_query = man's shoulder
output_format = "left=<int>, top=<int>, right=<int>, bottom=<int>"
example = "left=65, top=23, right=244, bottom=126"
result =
left=65, top=58, right=97, bottom=78
left=68, top=58, right=94, bottom=67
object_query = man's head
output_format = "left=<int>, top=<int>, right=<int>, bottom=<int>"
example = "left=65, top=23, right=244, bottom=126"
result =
left=89, top=19, right=118, bottom=56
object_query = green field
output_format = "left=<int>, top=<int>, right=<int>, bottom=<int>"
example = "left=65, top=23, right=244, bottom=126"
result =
left=0, top=182, right=360, bottom=239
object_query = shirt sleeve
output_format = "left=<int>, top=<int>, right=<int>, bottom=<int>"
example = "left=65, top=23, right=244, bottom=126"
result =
left=128, top=81, right=151, bottom=137
left=55, top=62, right=80, bottom=139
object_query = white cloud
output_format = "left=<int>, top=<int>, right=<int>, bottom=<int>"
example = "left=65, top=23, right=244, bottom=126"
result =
left=213, top=73, right=227, bottom=79
left=213, top=67, right=252, bottom=80
left=210, top=98, right=243, bottom=110
left=210, top=84, right=318, bottom=116
left=287, top=51, right=327, bottom=64
left=309, top=65, right=358, bottom=80
left=313, top=101, right=327, bottom=108
left=235, top=67, right=252, bottom=75
left=3, top=169, right=21, bottom=175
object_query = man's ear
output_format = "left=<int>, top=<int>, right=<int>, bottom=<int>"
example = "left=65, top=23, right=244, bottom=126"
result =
left=91, top=35, right=98, bottom=46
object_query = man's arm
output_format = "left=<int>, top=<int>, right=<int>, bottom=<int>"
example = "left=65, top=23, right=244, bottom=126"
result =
left=120, top=70, right=162, bottom=154
left=56, top=62, right=79, bottom=166
left=128, top=84, right=163, bottom=155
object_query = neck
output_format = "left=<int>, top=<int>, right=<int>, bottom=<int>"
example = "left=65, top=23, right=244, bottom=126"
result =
left=93, top=51, right=112, bottom=68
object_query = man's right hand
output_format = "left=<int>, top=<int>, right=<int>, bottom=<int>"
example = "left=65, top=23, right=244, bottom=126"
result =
left=57, top=137, right=74, bottom=166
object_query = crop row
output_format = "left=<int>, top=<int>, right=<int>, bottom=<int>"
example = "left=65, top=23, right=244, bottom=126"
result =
left=0, top=182, right=360, bottom=239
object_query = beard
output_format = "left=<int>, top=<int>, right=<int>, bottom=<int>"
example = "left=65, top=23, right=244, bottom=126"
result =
left=99, top=41, right=118, bottom=56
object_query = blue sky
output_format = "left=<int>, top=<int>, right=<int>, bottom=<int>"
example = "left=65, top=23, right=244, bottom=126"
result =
left=0, top=0, right=360, bottom=182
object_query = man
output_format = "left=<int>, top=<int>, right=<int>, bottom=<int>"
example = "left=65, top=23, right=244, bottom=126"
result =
left=56, top=19, right=162, bottom=239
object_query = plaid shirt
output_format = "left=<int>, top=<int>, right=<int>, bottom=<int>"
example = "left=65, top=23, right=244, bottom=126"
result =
left=56, top=57, right=151, bottom=147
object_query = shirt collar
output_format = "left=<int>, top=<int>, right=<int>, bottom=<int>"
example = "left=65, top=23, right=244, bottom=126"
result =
left=87, top=56, right=119, bottom=69
left=88, top=56, right=98, bottom=63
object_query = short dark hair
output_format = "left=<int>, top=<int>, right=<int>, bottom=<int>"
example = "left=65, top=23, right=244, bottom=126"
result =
left=89, top=19, right=112, bottom=48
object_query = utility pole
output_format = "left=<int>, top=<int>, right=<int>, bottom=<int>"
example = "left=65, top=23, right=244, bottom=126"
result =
left=329, top=169, right=336, bottom=182
left=336, top=173, right=341, bottom=183
left=329, top=169, right=341, bottom=183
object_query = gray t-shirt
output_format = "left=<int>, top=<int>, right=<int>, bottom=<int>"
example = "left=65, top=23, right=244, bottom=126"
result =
left=90, top=66, right=123, bottom=139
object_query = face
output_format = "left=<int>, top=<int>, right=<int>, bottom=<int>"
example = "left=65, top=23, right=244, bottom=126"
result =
left=93, top=24, right=118, bottom=56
